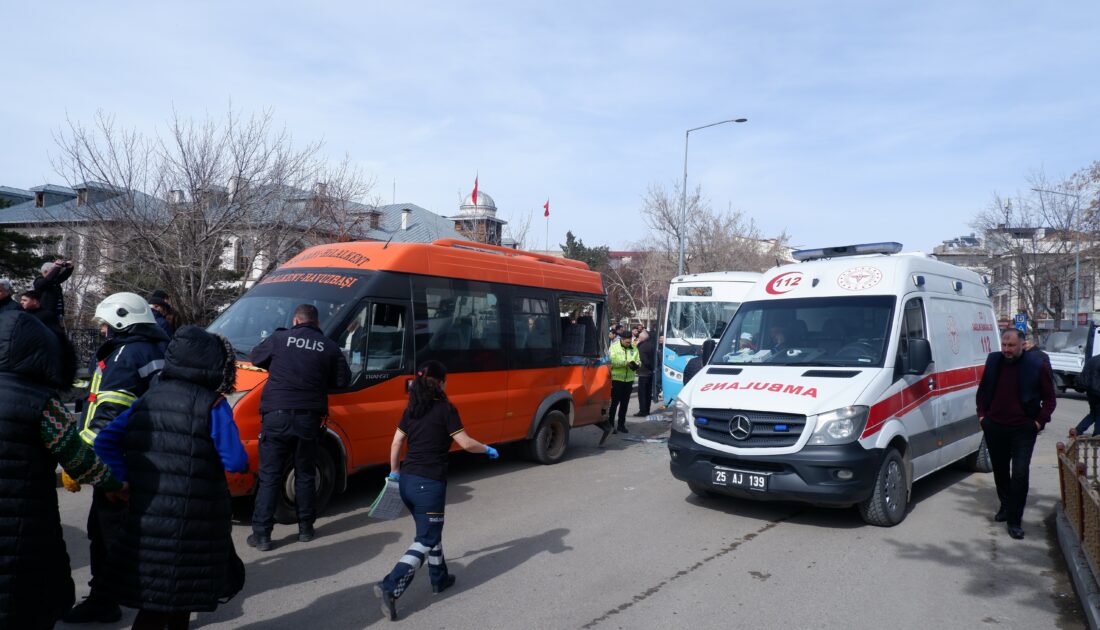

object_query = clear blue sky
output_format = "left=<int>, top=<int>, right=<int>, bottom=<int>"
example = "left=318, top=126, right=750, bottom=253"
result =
left=2, top=1, right=1097, bottom=252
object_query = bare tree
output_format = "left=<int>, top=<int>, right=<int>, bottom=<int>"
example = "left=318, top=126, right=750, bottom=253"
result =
left=51, top=108, right=372, bottom=324
left=502, top=210, right=534, bottom=250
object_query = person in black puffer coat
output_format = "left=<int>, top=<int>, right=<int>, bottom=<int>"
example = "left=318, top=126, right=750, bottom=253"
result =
left=0, top=311, right=125, bottom=630
left=94, top=326, right=248, bottom=630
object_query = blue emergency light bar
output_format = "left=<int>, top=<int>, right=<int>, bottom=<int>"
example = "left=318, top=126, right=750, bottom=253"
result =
left=792, top=242, right=903, bottom=262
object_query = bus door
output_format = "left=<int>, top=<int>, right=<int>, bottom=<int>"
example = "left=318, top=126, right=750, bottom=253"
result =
left=558, top=294, right=610, bottom=426
left=412, top=277, right=507, bottom=443
left=331, top=299, right=413, bottom=467
left=506, top=289, right=560, bottom=440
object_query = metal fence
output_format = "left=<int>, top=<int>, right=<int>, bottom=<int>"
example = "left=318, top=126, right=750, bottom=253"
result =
left=1058, top=432, right=1100, bottom=582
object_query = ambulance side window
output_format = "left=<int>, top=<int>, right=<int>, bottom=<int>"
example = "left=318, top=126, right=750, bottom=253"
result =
left=895, top=298, right=929, bottom=380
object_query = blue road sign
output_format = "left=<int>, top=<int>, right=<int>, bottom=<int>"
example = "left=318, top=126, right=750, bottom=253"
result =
left=1014, top=313, right=1027, bottom=332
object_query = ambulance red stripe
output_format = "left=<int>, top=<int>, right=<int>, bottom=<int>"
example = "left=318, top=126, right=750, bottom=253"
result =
left=862, top=365, right=984, bottom=439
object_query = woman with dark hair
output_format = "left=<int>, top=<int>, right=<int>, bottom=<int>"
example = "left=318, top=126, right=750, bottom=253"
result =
left=0, top=311, right=125, bottom=629
left=94, top=326, right=248, bottom=629
left=375, top=360, right=499, bottom=621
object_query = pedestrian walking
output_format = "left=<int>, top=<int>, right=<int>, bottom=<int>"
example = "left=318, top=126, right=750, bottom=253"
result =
left=247, top=304, right=350, bottom=551
left=0, top=311, right=126, bottom=630
left=374, top=360, right=499, bottom=621
left=634, top=327, right=656, bottom=417
left=683, top=339, right=716, bottom=386
left=65, top=293, right=168, bottom=624
left=1074, top=353, right=1100, bottom=437
left=34, top=259, right=74, bottom=324
left=0, top=277, right=19, bottom=312
left=608, top=332, right=640, bottom=433
left=976, top=329, right=1056, bottom=540
left=94, top=326, right=248, bottom=630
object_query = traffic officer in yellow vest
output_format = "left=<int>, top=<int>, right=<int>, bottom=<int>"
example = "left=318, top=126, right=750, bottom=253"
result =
left=608, top=331, right=641, bottom=434
left=64, top=293, right=168, bottom=625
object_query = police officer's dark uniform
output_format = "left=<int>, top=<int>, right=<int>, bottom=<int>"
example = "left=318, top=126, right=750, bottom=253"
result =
left=248, top=311, right=350, bottom=550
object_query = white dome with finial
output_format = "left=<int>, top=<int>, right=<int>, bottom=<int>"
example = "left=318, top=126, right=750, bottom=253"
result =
left=459, top=190, right=497, bottom=217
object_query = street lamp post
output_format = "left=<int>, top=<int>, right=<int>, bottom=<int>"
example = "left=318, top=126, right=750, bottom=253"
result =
left=677, top=118, right=748, bottom=277
left=1033, top=187, right=1084, bottom=327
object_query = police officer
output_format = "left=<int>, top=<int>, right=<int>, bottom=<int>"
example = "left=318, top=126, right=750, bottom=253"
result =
left=64, top=292, right=168, bottom=624
left=247, top=303, right=350, bottom=551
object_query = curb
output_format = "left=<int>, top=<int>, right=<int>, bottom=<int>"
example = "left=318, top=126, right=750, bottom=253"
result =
left=1056, top=506, right=1100, bottom=629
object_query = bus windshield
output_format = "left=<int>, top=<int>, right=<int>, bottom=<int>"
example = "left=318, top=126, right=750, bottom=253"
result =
left=207, top=269, right=370, bottom=357
left=712, top=295, right=896, bottom=367
left=666, top=300, right=740, bottom=342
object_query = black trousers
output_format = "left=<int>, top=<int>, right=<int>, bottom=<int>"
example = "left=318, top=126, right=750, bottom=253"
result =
left=637, top=375, right=653, bottom=415
left=252, top=410, right=321, bottom=534
left=609, top=381, right=633, bottom=425
left=983, top=419, right=1039, bottom=526
left=1075, top=393, right=1100, bottom=436
left=87, top=485, right=126, bottom=597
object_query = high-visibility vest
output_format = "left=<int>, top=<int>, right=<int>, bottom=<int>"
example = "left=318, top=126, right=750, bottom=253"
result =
left=79, top=359, right=137, bottom=445
left=609, top=342, right=640, bottom=383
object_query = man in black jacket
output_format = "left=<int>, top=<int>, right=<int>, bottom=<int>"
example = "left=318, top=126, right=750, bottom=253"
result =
left=248, top=304, right=351, bottom=551
left=976, top=329, right=1056, bottom=540
left=34, top=259, right=74, bottom=324
left=0, top=278, right=19, bottom=312
left=634, top=328, right=656, bottom=417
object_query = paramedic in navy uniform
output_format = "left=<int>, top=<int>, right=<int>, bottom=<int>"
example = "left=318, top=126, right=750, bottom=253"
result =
left=247, top=303, right=350, bottom=551
left=375, top=360, right=499, bottom=621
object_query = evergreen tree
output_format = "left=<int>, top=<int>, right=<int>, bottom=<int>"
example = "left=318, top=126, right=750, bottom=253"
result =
left=560, top=231, right=609, bottom=271
left=0, top=223, right=54, bottom=280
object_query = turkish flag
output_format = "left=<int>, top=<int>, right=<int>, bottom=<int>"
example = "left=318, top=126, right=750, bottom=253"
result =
left=472, top=175, right=478, bottom=206
left=543, top=199, right=550, bottom=217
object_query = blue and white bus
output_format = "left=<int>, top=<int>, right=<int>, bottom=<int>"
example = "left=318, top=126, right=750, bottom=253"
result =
left=661, top=271, right=760, bottom=405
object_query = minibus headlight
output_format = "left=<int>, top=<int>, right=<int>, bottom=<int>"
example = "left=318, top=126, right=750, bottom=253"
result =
left=224, top=389, right=251, bottom=409
left=808, top=406, right=869, bottom=445
left=672, top=399, right=692, bottom=434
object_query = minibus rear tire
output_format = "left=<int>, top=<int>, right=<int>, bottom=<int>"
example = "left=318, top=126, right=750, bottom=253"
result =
left=858, top=449, right=908, bottom=527
left=526, top=410, right=570, bottom=464
left=274, top=445, right=337, bottom=525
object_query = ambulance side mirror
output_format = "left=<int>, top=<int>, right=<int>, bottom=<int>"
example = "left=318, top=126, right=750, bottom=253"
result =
left=905, top=338, right=933, bottom=375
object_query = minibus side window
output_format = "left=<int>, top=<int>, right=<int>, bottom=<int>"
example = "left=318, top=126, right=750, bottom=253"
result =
left=512, top=293, right=558, bottom=369
left=412, top=277, right=507, bottom=373
left=559, top=296, right=604, bottom=360
left=335, top=301, right=408, bottom=384
left=895, top=298, right=929, bottom=380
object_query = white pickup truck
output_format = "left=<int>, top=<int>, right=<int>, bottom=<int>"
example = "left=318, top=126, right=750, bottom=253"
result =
left=1044, top=324, right=1100, bottom=392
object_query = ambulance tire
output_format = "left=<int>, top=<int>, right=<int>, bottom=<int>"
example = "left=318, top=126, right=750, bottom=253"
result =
left=859, top=449, right=908, bottom=527
left=526, top=410, right=570, bottom=464
left=274, top=446, right=336, bottom=525
left=965, top=436, right=993, bottom=473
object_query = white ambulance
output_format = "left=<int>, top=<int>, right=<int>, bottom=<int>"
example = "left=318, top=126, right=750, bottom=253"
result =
left=668, top=242, right=997, bottom=526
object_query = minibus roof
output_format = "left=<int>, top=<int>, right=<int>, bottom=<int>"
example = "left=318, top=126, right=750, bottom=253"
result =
left=281, top=239, right=604, bottom=295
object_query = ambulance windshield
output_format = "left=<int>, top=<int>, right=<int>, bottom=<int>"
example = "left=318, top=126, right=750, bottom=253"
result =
left=712, top=295, right=896, bottom=367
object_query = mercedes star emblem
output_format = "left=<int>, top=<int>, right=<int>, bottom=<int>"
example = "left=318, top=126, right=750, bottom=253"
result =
left=729, top=415, right=752, bottom=440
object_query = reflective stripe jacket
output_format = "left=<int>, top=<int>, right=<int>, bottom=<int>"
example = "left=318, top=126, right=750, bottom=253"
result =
left=609, top=341, right=640, bottom=383
left=81, top=331, right=165, bottom=444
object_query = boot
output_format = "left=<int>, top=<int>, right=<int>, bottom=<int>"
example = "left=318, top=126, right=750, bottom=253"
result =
left=617, top=422, right=629, bottom=434
left=63, top=593, right=122, bottom=624
left=374, top=583, right=398, bottom=621
left=432, top=574, right=456, bottom=594
left=247, top=532, right=274, bottom=551
left=298, top=522, right=316, bottom=543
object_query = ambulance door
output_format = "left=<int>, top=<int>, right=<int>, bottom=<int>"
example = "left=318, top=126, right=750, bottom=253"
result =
left=895, top=297, right=940, bottom=479
left=925, top=297, right=986, bottom=469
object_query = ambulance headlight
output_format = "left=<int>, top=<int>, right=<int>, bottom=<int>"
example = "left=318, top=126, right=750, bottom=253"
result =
left=808, top=406, right=869, bottom=445
left=672, top=399, right=692, bottom=434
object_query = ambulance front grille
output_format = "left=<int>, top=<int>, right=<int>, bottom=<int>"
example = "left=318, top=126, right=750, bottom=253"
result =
left=692, top=408, right=806, bottom=448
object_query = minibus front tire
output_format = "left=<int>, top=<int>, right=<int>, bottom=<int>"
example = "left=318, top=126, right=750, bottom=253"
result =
left=526, top=410, right=570, bottom=464
left=858, top=448, right=908, bottom=527
left=274, top=445, right=337, bottom=525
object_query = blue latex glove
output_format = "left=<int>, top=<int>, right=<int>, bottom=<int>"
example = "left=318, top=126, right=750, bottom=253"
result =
left=388, top=472, right=400, bottom=481
left=486, top=446, right=499, bottom=459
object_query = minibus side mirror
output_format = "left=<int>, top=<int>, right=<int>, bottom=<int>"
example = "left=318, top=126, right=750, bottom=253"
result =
left=905, top=338, right=933, bottom=375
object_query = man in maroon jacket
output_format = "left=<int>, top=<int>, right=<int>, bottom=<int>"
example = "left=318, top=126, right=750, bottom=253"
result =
left=976, top=329, right=1056, bottom=540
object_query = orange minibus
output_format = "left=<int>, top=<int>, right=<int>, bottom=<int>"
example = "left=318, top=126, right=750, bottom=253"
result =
left=207, top=239, right=611, bottom=522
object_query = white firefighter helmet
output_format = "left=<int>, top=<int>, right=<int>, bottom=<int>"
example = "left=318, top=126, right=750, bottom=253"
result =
left=95, top=292, right=156, bottom=331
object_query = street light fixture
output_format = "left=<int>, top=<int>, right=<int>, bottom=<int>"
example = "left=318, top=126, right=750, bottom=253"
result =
left=678, top=118, right=748, bottom=276
left=1032, top=187, right=1083, bottom=327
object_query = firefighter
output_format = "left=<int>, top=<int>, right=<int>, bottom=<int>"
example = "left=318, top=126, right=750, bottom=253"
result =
left=63, top=292, right=168, bottom=624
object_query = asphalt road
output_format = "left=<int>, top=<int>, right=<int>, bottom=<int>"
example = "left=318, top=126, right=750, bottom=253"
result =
left=55, top=395, right=1088, bottom=629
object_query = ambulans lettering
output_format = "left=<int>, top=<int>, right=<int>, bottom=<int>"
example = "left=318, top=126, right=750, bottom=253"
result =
left=287, top=336, right=326, bottom=352
left=699, top=381, right=817, bottom=398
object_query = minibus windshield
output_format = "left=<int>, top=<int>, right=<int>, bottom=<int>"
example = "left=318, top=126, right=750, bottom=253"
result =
left=207, top=269, right=370, bottom=357
left=712, top=295, right=896, bottom=367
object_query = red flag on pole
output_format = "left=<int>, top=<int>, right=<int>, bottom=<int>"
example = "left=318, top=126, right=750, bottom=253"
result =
left=471, top=175, right=479, bottom=206
left=543, top=199, right=550, bottom=217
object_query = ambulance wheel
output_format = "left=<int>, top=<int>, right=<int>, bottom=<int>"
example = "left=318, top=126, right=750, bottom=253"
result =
left=526, top=410, right=570, bottom=464
left=274, top=446, right=336, bottom=525
left=859, top=449, right=908, bottom=527
left=965, top=436, right=993, bottom=473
